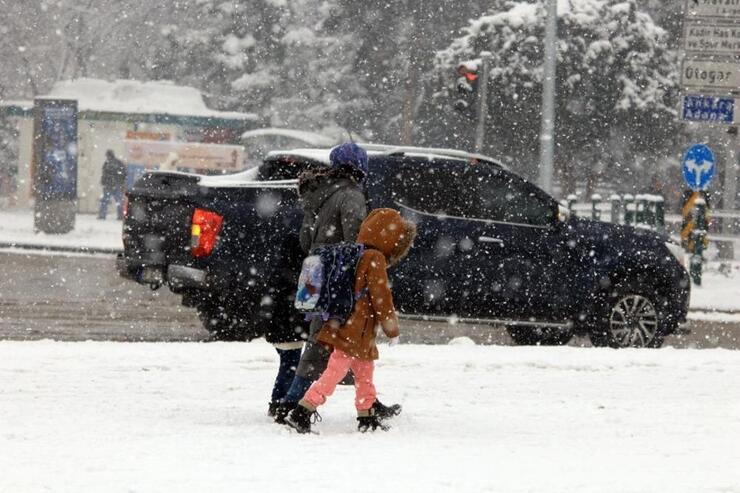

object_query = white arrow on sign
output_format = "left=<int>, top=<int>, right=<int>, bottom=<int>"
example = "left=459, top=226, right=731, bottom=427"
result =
left=685, top=159, right=714, bottom=188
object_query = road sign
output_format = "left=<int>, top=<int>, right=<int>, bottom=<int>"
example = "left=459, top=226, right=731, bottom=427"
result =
left=682, top=144, right=717, bottom=190
left=683, top=21, right=740, bottom=54
left=682, top=94, right=735, bottom=123
left=685, top=0, right=740, bottom=20
left=681, top=58, right=740, bottom=93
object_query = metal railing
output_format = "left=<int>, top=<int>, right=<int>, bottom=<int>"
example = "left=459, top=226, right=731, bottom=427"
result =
left=564, top=193, right=739, bottom=282
left=564, top=193, right=667, bottom=231
left=565, top=191, right=738, bottom=252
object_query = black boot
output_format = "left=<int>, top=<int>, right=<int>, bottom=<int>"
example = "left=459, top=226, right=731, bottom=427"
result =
left=357, top=408, right=389, bottom=432
left=268, top=402, right=279, bottom=418
left=272, top=402, right=296, bottom=425
left=372, top=399, right=402, bottom=420
left=285, top=404, right=320, bottom=434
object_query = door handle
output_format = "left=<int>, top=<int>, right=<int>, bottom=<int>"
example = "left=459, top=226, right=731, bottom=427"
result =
left=478, top=236, right=504, bottom=246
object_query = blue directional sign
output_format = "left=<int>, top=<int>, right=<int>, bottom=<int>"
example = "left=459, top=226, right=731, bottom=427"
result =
left=682, top=144, right=716, bottom=191
left=682, top=95, right=734, bottom=124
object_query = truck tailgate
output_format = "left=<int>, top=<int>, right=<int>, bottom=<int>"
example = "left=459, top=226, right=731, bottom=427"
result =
left=122, top=173, right=200, bottom=271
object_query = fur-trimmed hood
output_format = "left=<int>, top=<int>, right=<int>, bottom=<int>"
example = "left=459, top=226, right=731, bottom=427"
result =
left=356, top=208, right=416, bottom=265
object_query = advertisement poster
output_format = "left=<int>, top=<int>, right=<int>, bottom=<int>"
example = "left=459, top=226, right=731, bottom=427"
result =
left=123, top=139, right=245, bottom=188
left=32, top=99, right=78, bottom=201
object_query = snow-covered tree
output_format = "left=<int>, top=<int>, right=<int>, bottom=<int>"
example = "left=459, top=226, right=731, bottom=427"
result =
left=150, top=1, right=286, bottom=113
left=644, top=0, right=683, bottom=47
left=0, top=0, right=167, bottom=97
left=423, top=0, right=680, bottom=195
left=261, top=0, right=371, bottom=138
left=327, top=0, right=493, bottom=143
left=151, top=0, right=372, bottom=138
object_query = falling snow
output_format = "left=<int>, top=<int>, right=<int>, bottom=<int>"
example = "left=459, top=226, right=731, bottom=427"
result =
left=0, top=1, right=738, bottom=491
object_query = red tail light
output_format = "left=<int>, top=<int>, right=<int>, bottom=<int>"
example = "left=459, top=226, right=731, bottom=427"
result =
left=122, top=196, right=129, bottom=219
left=191, top=208, right=223, bottom=257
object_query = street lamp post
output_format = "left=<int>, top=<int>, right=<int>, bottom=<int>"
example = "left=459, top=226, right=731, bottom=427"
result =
left=539, top=0, right=557, bottom=195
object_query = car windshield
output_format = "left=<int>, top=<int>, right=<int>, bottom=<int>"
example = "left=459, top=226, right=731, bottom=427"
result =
left=462, top=165, right=555, bottom=226
left=391, top=159, right=553, bottom=226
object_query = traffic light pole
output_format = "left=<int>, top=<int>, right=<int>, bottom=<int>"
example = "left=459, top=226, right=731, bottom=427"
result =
left=474, top=52, right=492, bottom=153
left=539, top=0, right=557, bottom=195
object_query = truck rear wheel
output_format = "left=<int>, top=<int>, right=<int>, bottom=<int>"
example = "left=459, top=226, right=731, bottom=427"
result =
left=196, top=300, right=260, bottom=342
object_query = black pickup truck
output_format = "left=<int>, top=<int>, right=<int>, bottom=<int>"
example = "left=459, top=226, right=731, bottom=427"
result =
left=118, top=145, right=690, bottom=348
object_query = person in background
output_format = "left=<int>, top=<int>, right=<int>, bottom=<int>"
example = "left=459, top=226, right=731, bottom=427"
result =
left=98, top=150, right=126, bottom=220
left=272, top=142, right=401, bottom=424
left=285, top=208, right=416, bottom=433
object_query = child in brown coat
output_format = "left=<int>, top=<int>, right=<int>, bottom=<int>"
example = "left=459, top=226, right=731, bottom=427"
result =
left=285, top=208, right=416, bottom=433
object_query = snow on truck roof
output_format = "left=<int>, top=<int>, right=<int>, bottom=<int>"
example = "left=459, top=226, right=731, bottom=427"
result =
left=36, top=78, right=258, bottom=120
left=266, top=144, right=506, bottom=169
left=241, top=128, right=337, bottom=146
left=166, top=145, right=507, bottom=189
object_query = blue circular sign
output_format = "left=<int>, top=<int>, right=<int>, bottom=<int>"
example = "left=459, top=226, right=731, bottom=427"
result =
left=682, top=144, right=716, bottom=191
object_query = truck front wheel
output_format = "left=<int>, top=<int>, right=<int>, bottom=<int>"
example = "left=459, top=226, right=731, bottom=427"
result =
left=589, top=288, right=665, bottom=348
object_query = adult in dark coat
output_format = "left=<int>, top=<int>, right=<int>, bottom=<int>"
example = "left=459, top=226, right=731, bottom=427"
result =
left=98, top=150, right=127, bottom=220
left=263, top=233, right=310, bottom=416
left=273, top=142, right=401, bottom=423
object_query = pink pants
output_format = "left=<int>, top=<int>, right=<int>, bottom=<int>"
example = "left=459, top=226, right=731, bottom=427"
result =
left=303, top=349, right=376, bottom=411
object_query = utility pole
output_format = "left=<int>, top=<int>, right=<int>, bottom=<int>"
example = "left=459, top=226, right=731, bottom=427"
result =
left=724, top=126, right=738, bottom=241
left=401, top=0, right=424, bottom=145
left=539, top=0, right=557, bottom=195
left=474, top=52, right=492, bottom=153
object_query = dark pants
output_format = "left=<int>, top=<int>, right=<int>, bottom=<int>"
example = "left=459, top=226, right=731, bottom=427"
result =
left=295, top=318, right=331, bottom=380
left=282, top=319, right=352, bottom=404
left=98, top=186, right=124, bottom=219
left=271, top=348, right=302, bottom=403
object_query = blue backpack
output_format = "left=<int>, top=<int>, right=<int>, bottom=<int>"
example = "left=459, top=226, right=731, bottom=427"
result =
left=294, top=242, right=367, bottom=324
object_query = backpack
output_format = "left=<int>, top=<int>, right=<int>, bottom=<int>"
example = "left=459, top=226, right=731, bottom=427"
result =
left=294, top=242, right=367, bottom=324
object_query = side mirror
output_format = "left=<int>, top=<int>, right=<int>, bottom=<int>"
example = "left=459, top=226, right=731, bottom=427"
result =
left=556, top=203, right=570, bottom=224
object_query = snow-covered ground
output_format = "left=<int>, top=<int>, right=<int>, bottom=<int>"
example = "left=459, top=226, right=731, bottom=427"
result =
left=1, top=340, right=738, bottom=492
left=0, top=209, right=123, bottom=251
left=1, top=208, right=738, bottom=313
left=690, top=262, right=740, bottom=313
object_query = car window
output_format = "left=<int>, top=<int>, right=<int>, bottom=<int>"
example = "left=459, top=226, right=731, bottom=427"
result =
left=390, top=160, right=470, bottom=216
left=258, top=157, right=321, bottom=181
left=464, top=165, right=554, bottom=226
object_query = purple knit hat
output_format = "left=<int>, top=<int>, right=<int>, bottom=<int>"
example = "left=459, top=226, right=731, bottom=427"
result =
left=329, top=142, right=368, bottom=178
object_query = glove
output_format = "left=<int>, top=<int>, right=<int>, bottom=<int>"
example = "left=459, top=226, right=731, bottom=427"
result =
left=388, top=336, right=400, bottom=346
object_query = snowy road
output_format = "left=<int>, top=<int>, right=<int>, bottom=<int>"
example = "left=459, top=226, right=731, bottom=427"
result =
left=1, top=340, right=739, bottom=493
left=2, top=250, right=739, bottom=348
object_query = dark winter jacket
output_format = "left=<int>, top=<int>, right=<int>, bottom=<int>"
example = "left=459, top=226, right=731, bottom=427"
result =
left=101, top=156, right=127, bottom=189
left=298, top=175, right=367, bottom=254
left=263, top=173, right=367, bottom=345
left=262, top=233, right=308, bottom=345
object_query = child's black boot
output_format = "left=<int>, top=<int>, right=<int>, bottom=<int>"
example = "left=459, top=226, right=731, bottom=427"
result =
left=372, top=399, right=402, bottom=420
left=285, top=402, right=320, bottom=434
left=357, top=408, right=389, bottom=432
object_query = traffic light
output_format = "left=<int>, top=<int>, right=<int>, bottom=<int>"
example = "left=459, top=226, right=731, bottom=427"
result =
left=454, top=63, right=478, bottom=119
